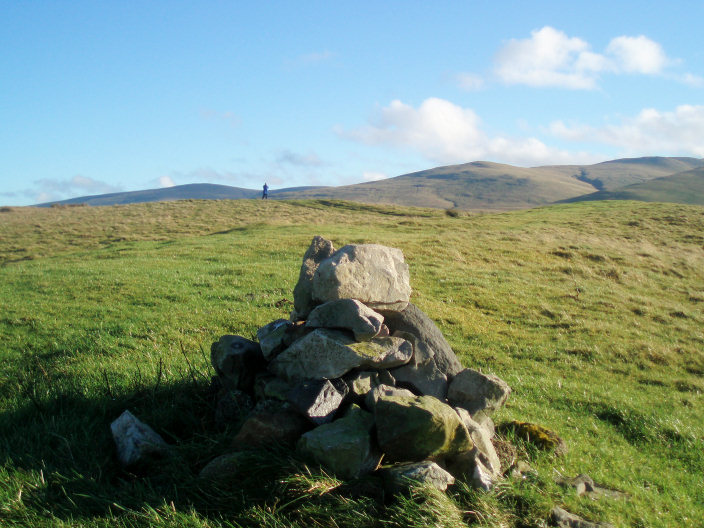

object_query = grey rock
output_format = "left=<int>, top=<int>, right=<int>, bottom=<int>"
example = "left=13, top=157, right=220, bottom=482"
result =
left=550, top=506, right=614, bottom=528
left=269, top=329, right=412, bottom=381
left=555, top=474, right=629, bottom=500
left=257, top=319, right=294, bottom=360
left=381, top=303, right=463, bottom=398
left=374, top=394, right=473, bottom=462
left=232, top=406, right=309, bottom=448
left=447, top=368, right=511, bottom=416
left=381, top=461, right=455, bottom=494
left=454, top=408, right=501, bottom=476
left=474, top=413, right=496, bottom=439
left=254, top=373, right=295, bottom=402
left=111, top=410, right=170, bottom=467
left=287, top=378, right=349, bottom=425
left=211, top=335, right=266, bottom=392
left=345, top=370, right=394, bottom=402
left=307, top=299, right=384, bottom=341
left=199, top=452, right=245, bottom=483
left=312, top=244, right=411, bottom=311
left=297, top=405, right=381, bottom=480
left=364, top=383, right=414, bottom=410
left=292, top=236, right=335, bottom=320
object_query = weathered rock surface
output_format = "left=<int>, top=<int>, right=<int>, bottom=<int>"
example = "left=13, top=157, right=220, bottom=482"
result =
left=447, top=368, right=511, bottom=416
left=555, top=474, right=629, bottom=500
left=287, top=378, right=349, bottom=425
left=381, top=461, right=456, bottom=494
left=312, top=244, right=411, bottom=311
left=232, top=405, right=309, bottom=448
left=374, top=394, right=473, bottom=461
left=254, top=374, right=295, bottom=402
left=297, top=406, right=381, bottom=480
left=269, top=329, right=412, bottom=381
left=345, top=370, right=394, bottom=402
left=292, top=236, right=336, bottom=320
left=211, top=335, right=266, bottom=392
left=256, top=319, right=294, bottom=360
left=307, top=299, right=384, bottom=341
left=454, top=408, right=501, bottom=475
left=550, top=506, right=614, bottom=528
left=111, top=410, right=170, bottom=467
left=365, top=383, right=415, bottom=410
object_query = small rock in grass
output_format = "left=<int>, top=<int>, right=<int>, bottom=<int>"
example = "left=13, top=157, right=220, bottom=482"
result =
left=381, top=461, right=456, bottom=494
left=499, top=421, right=568, bottom=456
left=111, top=410, right=170, bottom=467
left=550, top=506, right=614, bottom=528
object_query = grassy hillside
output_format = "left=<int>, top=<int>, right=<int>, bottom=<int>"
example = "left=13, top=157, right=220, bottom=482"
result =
left=1, top=199, right=703, bottom=527
left=564, top=167, right=704, bottom=205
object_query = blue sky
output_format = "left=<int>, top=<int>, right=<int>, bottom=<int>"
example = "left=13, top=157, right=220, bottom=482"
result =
left=1, top=1, right=703, bottom=205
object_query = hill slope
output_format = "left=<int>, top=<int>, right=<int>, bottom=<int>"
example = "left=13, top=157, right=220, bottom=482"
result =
left=563, top=167, right=704, bottom=205
left=31, top=156, right=704, bottom=210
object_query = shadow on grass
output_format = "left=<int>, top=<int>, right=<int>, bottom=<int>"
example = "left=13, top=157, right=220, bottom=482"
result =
left=0, top=373, right=310, bottom=524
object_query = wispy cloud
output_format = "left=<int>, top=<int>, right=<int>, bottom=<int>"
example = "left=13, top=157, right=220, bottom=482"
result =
left=199, top=109, right=239, bottom=126
left=493, top=26, right=684, bottom=89
left=456, top=73, right=485, bottom=91
left=286, top=50, right=336, bottom=69
left=338, top=97, right=595, bottom=166
left=550, top=104, right=704, bottom=157
left=275, top=149, right=326, bottom=167
left=26, top=175, right=122, bottom=203
left=159, top=176, right=175, bottom=188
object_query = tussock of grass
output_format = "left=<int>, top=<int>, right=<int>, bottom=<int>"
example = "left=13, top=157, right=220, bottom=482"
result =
left=1, top=199, right=703, bottom=527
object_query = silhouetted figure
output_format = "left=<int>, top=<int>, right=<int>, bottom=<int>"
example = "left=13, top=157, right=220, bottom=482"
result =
left=262, top=183, right=269, bottom=200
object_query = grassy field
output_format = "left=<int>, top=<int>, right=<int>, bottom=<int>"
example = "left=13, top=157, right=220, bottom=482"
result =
left=1, top=199, right=702, bottom=527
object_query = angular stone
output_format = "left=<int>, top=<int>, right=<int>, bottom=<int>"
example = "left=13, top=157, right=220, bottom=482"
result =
left=199, top=452, right=246, bottom=483
left=256, top=319, right=294, bottom=360
left=292, top=236, right=335, bottom=320
left=110, top=410, right=170, bottom=467
left=365, top=383, right=415, bottom=410
left=447, top=368, right=511, bottom=416
left=211, top=335, right=266, bottom=392
left=381, top=461, right=455, bottom=494
left=232, top=406, right=309, bottom=448
left=374, top=394, right=473, bottom=462
left=454, top=408, right=501, bottom=476
left=297, top=406, right=382, bottom=480
left=287, top=378, right=349, bottom=425
left=307, top=299, right=384, bottom=341
left=555, top=474, right=629, bottom=500
left=254, top=374, right=295, bottom=402
left=312, top=244, right=411, bottom=311
left=345, top=370, right=394, bottom=402
left=269, top=329, right=412, bottom=381
left=550, top=506, right=614, bottom=528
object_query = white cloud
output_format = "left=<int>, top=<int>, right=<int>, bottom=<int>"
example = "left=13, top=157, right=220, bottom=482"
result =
left=339, top=97, right=592, bottom=166
left=456, top=73, right=485, bottom=91
left=21, top=175, right=122, bottom=204
left=159, top=176, right=175, bottom=187
left=494, top=26, right=680, bottom=89
left=550, top=104, right=704, bottom=157
left=275, top=149, right=325, bottom=167
left=606, top=35, right=668, bottom=74
left=680, top=73, right=704, bottom=87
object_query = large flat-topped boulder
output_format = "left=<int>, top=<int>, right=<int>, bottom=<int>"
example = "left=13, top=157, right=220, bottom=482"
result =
left=312, top=244, right=411, bottom=311
left=268, top=329, right=412, bottom=381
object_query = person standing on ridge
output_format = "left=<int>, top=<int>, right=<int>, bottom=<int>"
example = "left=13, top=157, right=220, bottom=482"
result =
left=262, top=182, right=269, bottom=199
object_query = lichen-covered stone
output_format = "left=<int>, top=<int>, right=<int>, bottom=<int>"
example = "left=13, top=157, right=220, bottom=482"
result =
left=232, top=406, right=309, bottom=448
left=256, top=319, right=294, bottom=360
left=269, top=329, right=411, bottom=381
left=374, top=394, right=473, bottom=462
left=297, top=406, right=381, bottom=479
left=312, top=244, right=411, bottom=311
left=292, top=236, right=335, bottom=320
left=447, top=368, right=511, bottom=416
left=307, top=299, right=384, bottom=341
left=364, top=383, right=415, bottom=410
left=254, top=374, right=295, bottom=402
left=499, top=421, right=568, bottom=456
left=344, top=370, right=394, bottom=402
left=211, top=335, right=266, bottom=392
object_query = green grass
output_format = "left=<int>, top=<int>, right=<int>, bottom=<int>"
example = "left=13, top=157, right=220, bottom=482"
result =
left=1, top=199, right=703, bottom=527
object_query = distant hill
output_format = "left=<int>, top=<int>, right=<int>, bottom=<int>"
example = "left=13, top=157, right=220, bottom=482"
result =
left=34, top=156, right=704, bottom=210
left=37, top=183, right=321, bottom=207
left=563, top=167, right=704, bottom=205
